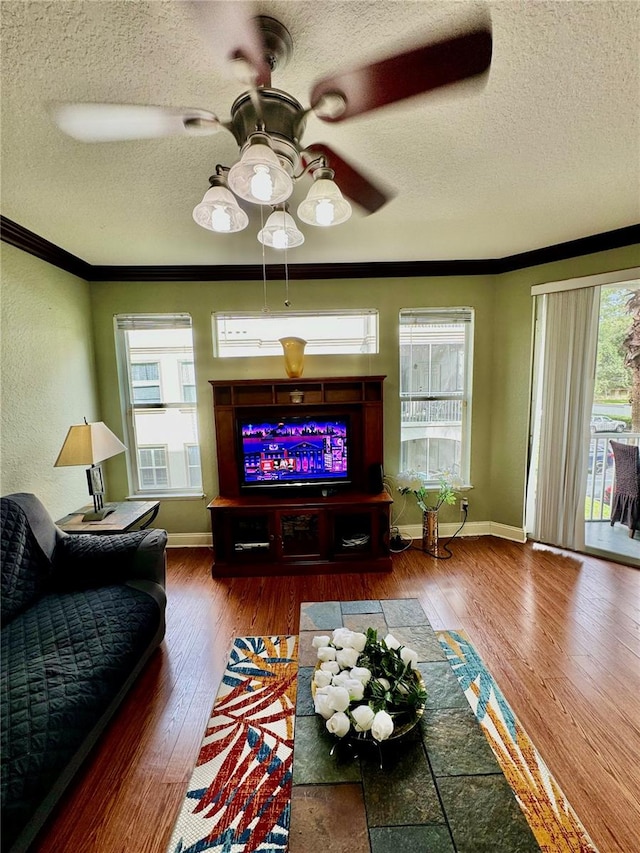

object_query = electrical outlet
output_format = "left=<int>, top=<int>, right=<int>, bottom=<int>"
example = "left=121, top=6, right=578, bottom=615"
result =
left=460, top=497, right=469, bottom=514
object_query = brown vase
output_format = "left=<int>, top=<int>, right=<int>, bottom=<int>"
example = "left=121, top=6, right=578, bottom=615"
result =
left=422, top=509, right=439, bottom=554
left=279, top=336, right=307, bottom=378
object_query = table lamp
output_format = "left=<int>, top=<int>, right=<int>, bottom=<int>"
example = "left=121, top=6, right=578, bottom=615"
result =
left=54, top=419, right=126, bottom=520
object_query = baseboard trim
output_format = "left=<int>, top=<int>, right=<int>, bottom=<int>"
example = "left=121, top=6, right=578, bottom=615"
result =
left=398, top=521, right=526, bottom=543
left=167, top=522, right=527, bottom=549
left=167, top=533, right=212, bottom=548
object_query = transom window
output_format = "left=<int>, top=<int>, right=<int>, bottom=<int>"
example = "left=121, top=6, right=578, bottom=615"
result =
left=212, top=309, right=378, bottom=357
left=399, top=308, right=474, bottom=485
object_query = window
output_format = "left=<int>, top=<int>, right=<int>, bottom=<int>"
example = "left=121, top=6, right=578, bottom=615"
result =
left=115, top=314, right=202, bottom=496
left=399, top=308, right=473, bottom=484
left=131, top=362, right=161, bottom=403
left=185, top=444, right=202, bottom=488
left=213, top=309, right=378, bottom=357
left=138, top=446, right=168, bottom=488
left=180, top=361, right=196, bottom=402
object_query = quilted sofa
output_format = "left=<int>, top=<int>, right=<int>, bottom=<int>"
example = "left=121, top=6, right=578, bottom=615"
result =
left=0, top=493, right=167, bottom=853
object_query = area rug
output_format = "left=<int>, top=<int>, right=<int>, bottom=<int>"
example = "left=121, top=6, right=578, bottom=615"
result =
left=168, top=632, right=598, bottom=853
left=438, top=630, right=599, bottom=853
left=167, top=635, right=298, bottom=853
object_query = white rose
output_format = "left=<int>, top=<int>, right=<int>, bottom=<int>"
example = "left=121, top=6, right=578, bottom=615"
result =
left=313, top=669, right=332, bottom=688
left=350, top=666, right=372, bottom=685
left=331, top=627, right=353, bottom=648
left=400, top=646, right=419, bottom=669
left=351, top=705, right=375, bottom=732
left=344, top=679, right=365, bottom=701
left=314, top=692, right=334, bottom=720
left=326, top=711, right=351, bottom=738
left=320, top=660, right=340, bottom=674
left=317, top=646, right=337, bottom=662
left=331, top=670, right=353, bottom=688
left=312, top=635, right=331, bottom=648
left=375, top=677, right=391, bottom=692
left=384, top=634, right=401, bottom=650
left=348, top=632, right=367, bottom=652
left=371, top=710, right=394, bottom=741
left=336, top=647, right=360, bottom=669
left=325, top=685, right=350, bottom=713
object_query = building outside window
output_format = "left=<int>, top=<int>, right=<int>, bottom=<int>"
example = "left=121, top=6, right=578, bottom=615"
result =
left=115, top=314, right=202, bottom=495
left=399, top=308, right=473, bottom=484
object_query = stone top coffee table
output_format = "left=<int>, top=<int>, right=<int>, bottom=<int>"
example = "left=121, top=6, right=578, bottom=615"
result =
left=289, top=598, right=540, bottom=853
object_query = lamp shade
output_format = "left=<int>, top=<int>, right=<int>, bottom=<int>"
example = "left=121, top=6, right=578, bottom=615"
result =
left=297, top=172, right=352, bottom=227
left=257, top=209, right=305, bottom=249
left=54, top=421, right=126, bottom=467
left=192, top=185, right=249, bottom=233
left=228, top=134, right=294, bottom=205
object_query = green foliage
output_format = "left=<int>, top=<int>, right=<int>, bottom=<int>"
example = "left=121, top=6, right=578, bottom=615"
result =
left=595, top=287, right=633, bottom=398
left=358, top=628, right=427, bottom=715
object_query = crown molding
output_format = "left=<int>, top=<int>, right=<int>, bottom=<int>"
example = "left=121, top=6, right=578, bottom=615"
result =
left=2, top=215, right=638, bottom=282
left=0, top=216, right=93, bottom=280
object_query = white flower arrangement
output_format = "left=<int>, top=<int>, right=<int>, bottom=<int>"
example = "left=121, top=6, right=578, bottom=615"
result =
left=312, top=627, right=427, bottom=742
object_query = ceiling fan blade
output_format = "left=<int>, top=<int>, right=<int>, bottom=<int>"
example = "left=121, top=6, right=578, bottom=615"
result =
left=310, top=28, right=492, bottom=122
left=187, top=1, right=271, bottom=87
left=303, top=144, right=394, bottom=214
left=52, top=104, right=222, bottom=142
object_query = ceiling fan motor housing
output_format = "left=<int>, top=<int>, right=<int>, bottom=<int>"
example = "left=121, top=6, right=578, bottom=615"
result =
left=229, top=89, right=307, bottom=176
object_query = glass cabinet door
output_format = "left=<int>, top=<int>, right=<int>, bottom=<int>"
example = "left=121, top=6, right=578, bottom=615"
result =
left=277, top=511, right=325, bottom=560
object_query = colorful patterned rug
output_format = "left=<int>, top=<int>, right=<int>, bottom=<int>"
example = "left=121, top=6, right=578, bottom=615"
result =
left=167, top=632, right=598, bottom=853
left=167, top=636, right=298, bottom=853
left=437, top=630, right=599, bottom=853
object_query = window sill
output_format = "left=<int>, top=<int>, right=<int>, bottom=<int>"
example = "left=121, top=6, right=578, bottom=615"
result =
left=126, top=493, right=205, bottom=501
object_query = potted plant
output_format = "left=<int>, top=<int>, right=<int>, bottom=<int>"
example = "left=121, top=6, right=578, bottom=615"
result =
left=396, top=470, right=460, bottom=553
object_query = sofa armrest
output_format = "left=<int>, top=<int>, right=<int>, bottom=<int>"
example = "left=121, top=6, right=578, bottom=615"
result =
left=52, top=529, right=167, bottom=592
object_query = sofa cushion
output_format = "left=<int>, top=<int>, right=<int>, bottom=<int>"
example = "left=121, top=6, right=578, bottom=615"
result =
left=0, top=499, right=51, bottom=628
left=0, top=585, right=160, bottom=848
left=52, top=530, right=150, bottom=591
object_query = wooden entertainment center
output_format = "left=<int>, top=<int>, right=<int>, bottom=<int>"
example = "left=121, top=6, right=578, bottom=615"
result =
left=207, top=376, right=392, bottom=576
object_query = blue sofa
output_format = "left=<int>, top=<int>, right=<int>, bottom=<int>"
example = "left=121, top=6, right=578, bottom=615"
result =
left=0, top=493, right=167, bottom=852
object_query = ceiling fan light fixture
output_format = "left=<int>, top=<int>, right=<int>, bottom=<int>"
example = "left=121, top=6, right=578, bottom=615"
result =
left=297, top=168, right=352, bottom=226
left=193, top=184, right=249, bottom=233
left=228, top=132, right=294, bottom=205
left=257, top=208, right=305, bottom=249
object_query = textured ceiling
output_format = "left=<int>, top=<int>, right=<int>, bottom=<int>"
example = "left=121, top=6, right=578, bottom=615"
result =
left=1, top=0, right=639, bottom=267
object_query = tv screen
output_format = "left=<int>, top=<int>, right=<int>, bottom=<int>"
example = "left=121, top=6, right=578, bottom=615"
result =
left=238, top=415, right=350, bottom=489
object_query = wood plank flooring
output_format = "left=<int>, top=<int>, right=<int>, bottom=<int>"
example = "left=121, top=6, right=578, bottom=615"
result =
left=32, top=538, right=640, bottom=853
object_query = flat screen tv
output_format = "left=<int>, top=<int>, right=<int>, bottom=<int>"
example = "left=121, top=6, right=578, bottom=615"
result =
left=237, top=415, right=350, bottom=491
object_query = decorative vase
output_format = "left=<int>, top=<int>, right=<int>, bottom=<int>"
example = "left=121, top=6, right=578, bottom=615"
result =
left=279, top=336, right=307, bottom=378
left=422, top=509, right=439, bottom=554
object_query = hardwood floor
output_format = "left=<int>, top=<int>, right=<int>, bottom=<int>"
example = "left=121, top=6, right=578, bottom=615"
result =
left=32, top=539, right=640, bottom=853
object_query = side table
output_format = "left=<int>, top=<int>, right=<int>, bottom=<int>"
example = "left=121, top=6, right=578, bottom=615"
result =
left=56, top=500, right=160, bottom=534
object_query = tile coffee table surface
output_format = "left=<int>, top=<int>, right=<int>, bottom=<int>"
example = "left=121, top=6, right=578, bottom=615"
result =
left=290, top=599, right=540, bottom=853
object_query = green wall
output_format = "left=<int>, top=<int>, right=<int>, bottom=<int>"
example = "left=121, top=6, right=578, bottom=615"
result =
left=0, top=244, right=101, bottom=519
left=2, top=240, right=637, bottom=534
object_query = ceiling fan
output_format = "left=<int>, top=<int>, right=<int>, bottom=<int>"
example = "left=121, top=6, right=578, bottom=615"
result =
left=53, top=3, right=492, bottom=242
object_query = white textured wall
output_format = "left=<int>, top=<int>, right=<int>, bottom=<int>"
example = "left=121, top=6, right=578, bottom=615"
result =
left=0, top=244, right=99, bottom=520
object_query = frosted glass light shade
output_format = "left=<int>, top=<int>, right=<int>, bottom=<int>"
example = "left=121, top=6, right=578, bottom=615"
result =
left=54, top=421, right=126, bottom=466
left=228, top=137, right=294, bottom=205
left=257, top=209, right=305, bottom=249
left=297, top=176, right=352, bottom=226
left=192, top=186, right=248, bottom=233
